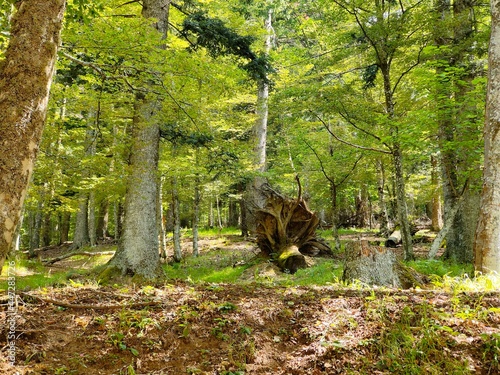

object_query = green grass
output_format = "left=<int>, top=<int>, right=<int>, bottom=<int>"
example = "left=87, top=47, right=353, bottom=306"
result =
left=281, top=259, right=343, bottom=286
left=408, top=259, right=474, bottom=278
left=183, top=226, right=242, bottom=238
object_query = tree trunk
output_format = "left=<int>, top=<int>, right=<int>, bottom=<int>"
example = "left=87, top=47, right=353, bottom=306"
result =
left=0, top=0, right=66, bottom=270
left=377, top=159, right=390, bottom=236
left=393, top=144, right=414, bottom=261
left=107, top=93, right=162, bottom=278
left=329, top=181, right=341, bottom=252
left=474, top=0, right=500, bottom=273
left=59, top=211, right=71, bottom=245
left=430, top=155, right=443, bottom=231
left=343, top=241, right=427, bottom=289
left=96, top=198, right=109, bottom=241
left=192, top=175, right=201, bottom=257
left=104, top=0, right=169, bottom=279
left=246, top=10, right=274, bottom=235
left=88, top=190, right=97, bottom=247
left=158, top=177, right=168, bottom=260
left=172, top=175, right=182, bottom=262
left=29, top=202, right=43, bottom=257
left=72, top=193, right=90, bottom=249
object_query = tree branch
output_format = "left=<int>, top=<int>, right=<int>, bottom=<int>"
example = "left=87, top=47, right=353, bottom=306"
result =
left=311, top=112, right=392, bottom=154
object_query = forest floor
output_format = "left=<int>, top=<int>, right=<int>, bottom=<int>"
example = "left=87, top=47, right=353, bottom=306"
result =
left=1, top=232, right=500, bottom=375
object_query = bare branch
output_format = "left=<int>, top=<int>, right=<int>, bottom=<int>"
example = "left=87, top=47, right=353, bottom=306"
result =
left=311, top=112, right=392, bottom=155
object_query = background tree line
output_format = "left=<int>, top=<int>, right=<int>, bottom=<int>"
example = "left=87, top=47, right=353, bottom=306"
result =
left=1, top=0, right=497, bottom=277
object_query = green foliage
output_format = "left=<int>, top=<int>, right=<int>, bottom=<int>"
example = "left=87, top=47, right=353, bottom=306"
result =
left=408, top=259, right=473, bottom=278
left=373, top=304, right=471, bottom=374
left=181, top=11, right=273, bottom=82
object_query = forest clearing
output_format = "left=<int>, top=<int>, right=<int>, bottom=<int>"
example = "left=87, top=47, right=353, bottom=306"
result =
left=1, top=230, right=500, bottom=375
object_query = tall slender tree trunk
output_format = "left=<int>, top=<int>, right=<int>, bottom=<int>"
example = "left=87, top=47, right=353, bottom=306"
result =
left=72, top=193, right=90, bottom=249
left=329, top=181, right=341, bottom=251
left=88, top=190, right=97, bottom=247
left=430, top=155, right=443, bottom=231
left=0, top=0, right=66, bottom=270
left=377, top=159, right=390, bottom=236
left=96, top=198, right=109, bottom=240
left=158, top=177, right=168, bottom=260
left=192, top=174, right=201, bottom=257
left=381, top=62, right=414, bottom=260
left=474, top=0, right=500, bottom=273
left=246, top=9, right=274, bottom=234
left=59, top=211, right=71, bottom=244
left=172, top=175, right=182, bottom=262
left=29, top=202, right=43, bottom=257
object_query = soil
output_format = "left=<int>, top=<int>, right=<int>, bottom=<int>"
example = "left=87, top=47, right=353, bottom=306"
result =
left=1, top=234, right=499, bottom=375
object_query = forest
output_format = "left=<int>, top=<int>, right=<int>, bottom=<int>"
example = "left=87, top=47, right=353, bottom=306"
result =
left=1, top=0, right=500, bottom=374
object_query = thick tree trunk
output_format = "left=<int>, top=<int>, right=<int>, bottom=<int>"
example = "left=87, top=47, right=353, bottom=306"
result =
left=474, top=1, right=500, bottom=273
left=104, top=0, right=169, bottom=279
left=106, top=94, right=162, bottom=279
left=0, top=0, right=66, bottom=270
left=329, top=181, right=341, bottom=251
left=343, top=241, right=426, bottom=289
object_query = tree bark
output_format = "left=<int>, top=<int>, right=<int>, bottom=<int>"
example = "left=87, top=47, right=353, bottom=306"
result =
left=107, top=93, right=162, bottom=278
left=72, top=192, right=90, bottom=249
left=430, top=155, right=443, bottom=231
left=192, top=174, right=201, bottom=257
left=172, top=175, right=182, bottom=262
left=158, top=177, right=168, bottom=259
left=473, top=0, right=500, bottom=273
left=343, top=241, right=427, bottom=289
left=104, top=0, right=169, bottom=279
left=0, top=0, right=66, bottom=270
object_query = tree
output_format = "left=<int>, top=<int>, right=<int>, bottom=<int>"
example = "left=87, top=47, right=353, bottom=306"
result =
left=473, top=0, right=500, bottom=274
left=105, top=0, right=169, bottom=279
left=0, top=0, right=66, bottom=271
left=432, top=0, right=486, bottom=263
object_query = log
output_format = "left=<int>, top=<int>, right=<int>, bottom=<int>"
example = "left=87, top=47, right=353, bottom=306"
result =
left=43, top=251, right=115, bottom=265
left=343, top=240, right=427, bottom=289
left=385, top=230, right=402, bottom=248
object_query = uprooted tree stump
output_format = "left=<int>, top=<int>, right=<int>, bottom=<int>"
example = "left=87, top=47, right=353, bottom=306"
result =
left=254, top=178, right=332, bottom=273
left=343, top=240, right=428, bottom=289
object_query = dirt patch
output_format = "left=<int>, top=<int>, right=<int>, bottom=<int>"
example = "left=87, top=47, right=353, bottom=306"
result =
left=1, top=283, right=499, bottom=374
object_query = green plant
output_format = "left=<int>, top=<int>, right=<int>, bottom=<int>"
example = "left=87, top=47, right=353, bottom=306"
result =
left=482, top=333, right=500, bottom=374
left=374, top=304, right=470, bottom=374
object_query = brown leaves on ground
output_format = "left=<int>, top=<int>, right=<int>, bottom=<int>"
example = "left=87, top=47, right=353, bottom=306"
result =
left=1, top=282, right=500, bottom=375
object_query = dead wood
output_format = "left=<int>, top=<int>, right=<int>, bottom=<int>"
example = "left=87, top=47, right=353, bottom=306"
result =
left=43, top=251, right=115, bottom=265
left=254, top=177, right=332, bottom=273
left=343, top=240, right=428, bottom=289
